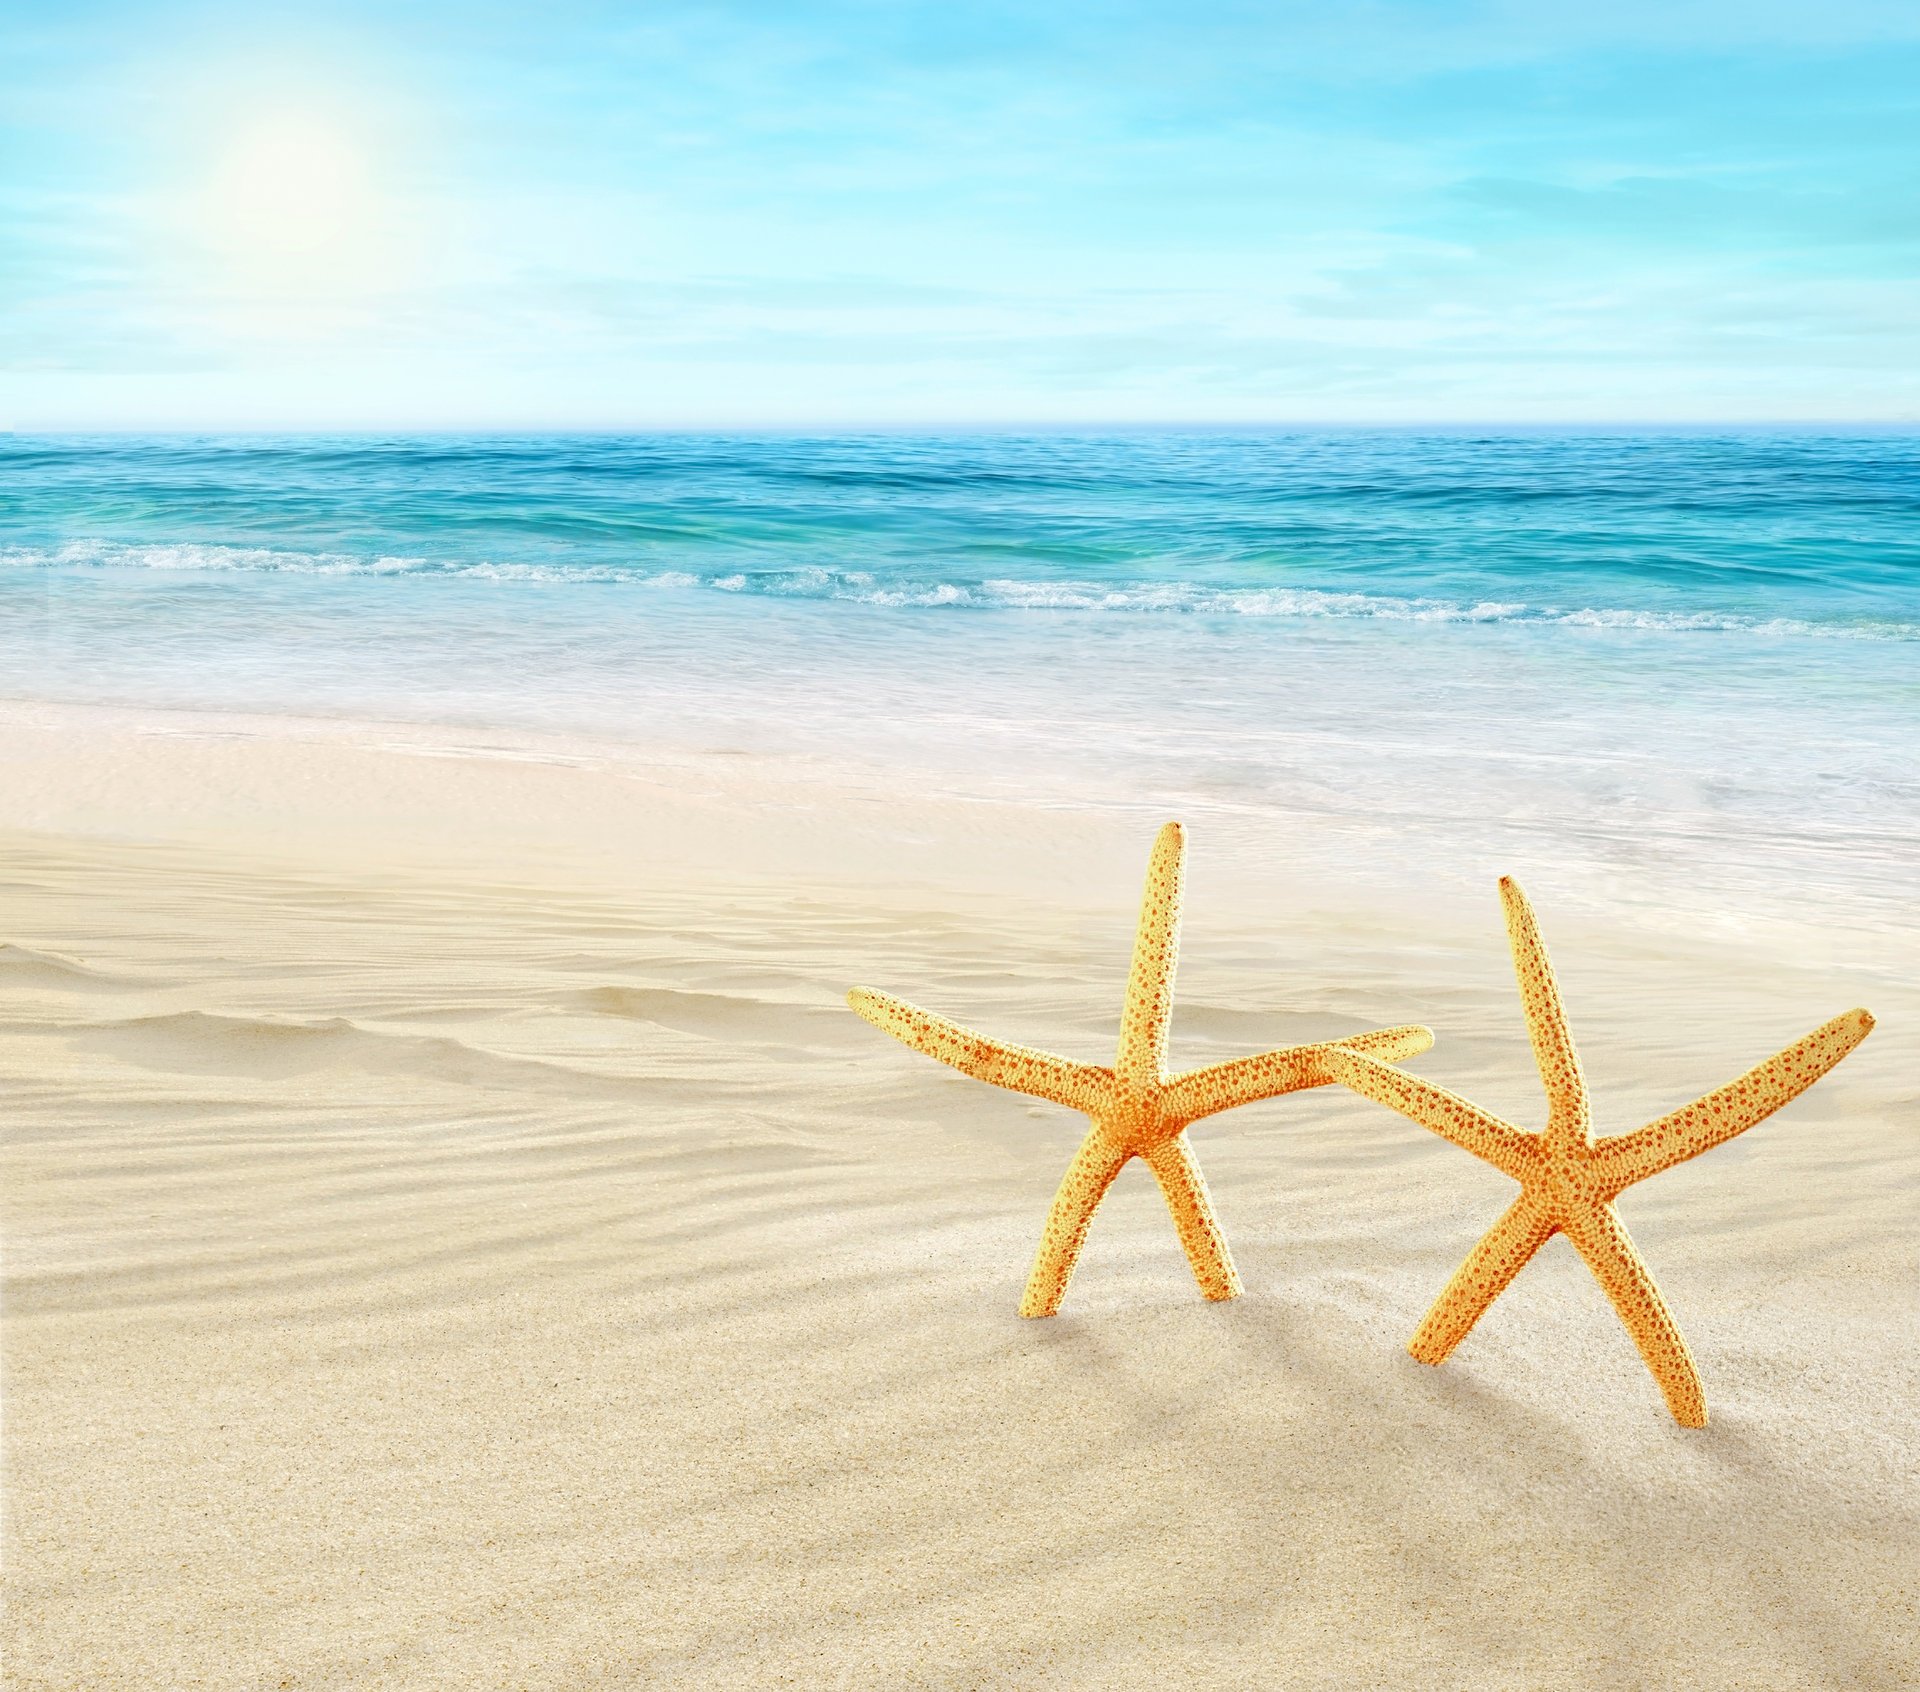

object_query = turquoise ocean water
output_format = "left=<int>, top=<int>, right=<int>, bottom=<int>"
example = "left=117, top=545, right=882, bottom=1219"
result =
left=4, top=431, right=1915, bottom=931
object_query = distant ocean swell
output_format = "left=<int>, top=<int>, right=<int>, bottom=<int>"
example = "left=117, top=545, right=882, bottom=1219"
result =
left=8, top=541, right=1916, bottom=640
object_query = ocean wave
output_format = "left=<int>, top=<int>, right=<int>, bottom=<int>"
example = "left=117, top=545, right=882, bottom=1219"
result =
left=7, top=539, right=1916, bottom=639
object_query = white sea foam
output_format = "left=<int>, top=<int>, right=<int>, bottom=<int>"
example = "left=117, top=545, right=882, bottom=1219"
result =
left=6, top=539, right=1915, bottom=640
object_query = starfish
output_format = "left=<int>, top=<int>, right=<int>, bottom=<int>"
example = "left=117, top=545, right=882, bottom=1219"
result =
left=1321, top=877, right=1874, bottom=1426
left=849, top=821, right=1435, bottom=1317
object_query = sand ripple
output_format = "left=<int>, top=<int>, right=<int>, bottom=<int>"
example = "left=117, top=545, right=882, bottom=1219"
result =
left=4, top=833, right=1915, bottom=1691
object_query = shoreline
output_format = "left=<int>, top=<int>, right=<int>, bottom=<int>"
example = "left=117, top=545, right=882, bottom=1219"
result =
left=4, top=692, right=1911, bottom=974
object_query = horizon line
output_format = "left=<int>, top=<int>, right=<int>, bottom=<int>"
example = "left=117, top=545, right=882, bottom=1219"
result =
left=7, top=419, right=1920, bottom=437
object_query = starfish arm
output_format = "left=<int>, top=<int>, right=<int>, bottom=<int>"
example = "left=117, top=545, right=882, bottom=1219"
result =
left=1162, top=1023, right=1436, bottom=1125
left=847, top=988, right=1109, bottom=1113
left=1561, top=1203, right=1707, bottom=1428
left=1593, top=1008, right=1876, bottom=1195
left=1115, top=820, right=1185, bottom=1087
left=1320, top=1047, right=1538, bottom=1184
left=1499, top=878, right=1590, bottom=1143
left=1019, top=1128, right=1130, bottom=1317
left=1408, top=1193, right=1557, bottom=1365
left=1143, top=1131, right=1242, bottom=1302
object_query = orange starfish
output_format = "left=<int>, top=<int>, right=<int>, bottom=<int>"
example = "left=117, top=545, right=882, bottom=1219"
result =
left=850, top=822, right=1434, bottom=1317
left=1323, top=877, right=1874, bottom=1426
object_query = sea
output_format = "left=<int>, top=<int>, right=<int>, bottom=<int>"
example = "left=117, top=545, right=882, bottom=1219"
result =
left=4, top=430, right=1916, bottom=943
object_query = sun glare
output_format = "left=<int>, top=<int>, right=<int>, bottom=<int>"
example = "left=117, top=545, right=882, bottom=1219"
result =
left=195, top=113, right=382, bottom=277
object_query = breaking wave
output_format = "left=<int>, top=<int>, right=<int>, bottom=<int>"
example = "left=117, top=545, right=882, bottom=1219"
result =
left=6, top=540, right=1916, bottom=639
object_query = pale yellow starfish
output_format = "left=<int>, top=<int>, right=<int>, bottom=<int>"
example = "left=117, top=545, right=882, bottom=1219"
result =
left=1322, top=877, right=1874, bottom=1426
left=850, top=822, right=1435, bottom=1317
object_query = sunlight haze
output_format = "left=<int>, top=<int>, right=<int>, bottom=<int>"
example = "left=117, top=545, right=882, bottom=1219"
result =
left=5, top=0, right=1918, bottom=426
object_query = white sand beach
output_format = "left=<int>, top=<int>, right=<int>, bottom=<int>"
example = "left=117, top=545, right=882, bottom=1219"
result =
left=3, top=698, right=1916, bottom=1689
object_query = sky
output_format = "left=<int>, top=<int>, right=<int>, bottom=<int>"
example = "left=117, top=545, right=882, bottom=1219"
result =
left=4, top=0, right=1919, bottom=427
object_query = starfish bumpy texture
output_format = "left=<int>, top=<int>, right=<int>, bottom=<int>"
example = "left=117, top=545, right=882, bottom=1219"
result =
left=849, top=822, right=1434, bottom=1317
left=1322, top=877, right=1874, bottom=1426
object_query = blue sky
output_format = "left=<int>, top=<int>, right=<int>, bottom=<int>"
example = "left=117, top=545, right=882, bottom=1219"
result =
left=5, top=1, right=1918, bottom=426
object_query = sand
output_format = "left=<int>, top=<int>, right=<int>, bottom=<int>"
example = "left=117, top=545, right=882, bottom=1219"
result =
left=3, top=699, right=1916, bottom=1690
